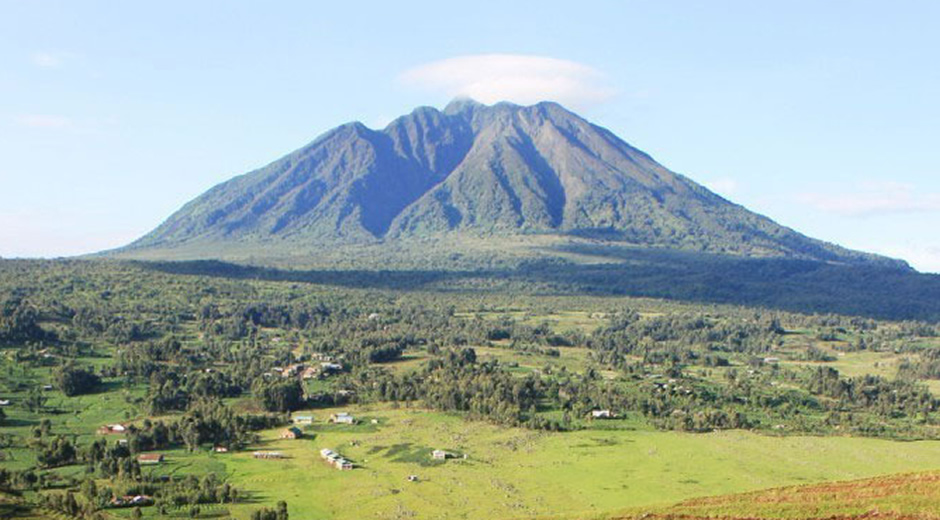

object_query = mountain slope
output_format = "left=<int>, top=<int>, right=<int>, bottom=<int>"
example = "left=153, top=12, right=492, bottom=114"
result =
left=119, top=99, right=904, bottom=269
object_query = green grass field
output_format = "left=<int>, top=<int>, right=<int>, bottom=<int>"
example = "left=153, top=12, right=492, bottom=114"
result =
left=128, top=405, right=940, bottom=520
left=781, top=350, right=905, bottom=380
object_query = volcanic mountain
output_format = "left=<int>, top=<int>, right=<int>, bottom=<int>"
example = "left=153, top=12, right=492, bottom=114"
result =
left=118, top=99, right=902, bottom=268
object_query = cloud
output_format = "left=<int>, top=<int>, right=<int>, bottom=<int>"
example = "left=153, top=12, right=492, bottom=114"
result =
left=399, top=54, right=616, bottom=109
left=855, top=243, right=940, bottom=274
left=16, top=114, right=73, bottom=129
left=895, top=245, right=940, bottom=274
left=31, top=51, right=63, bottom=68
left=799, top=181, right=940, bottom=217
left=704, top=177, right=739, bottom=197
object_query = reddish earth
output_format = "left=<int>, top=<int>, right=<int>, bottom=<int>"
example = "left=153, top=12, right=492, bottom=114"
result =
left=613, top=472, right=940, bottom=520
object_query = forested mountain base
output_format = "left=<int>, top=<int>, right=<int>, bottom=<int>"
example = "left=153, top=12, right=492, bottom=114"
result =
left=0, top=258, right=939, bottom=519
left=136, top=240, right=940, bottom=322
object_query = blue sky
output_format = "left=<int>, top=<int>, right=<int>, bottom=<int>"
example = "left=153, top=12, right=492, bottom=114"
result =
left=2, top=1, right=939, bottom=271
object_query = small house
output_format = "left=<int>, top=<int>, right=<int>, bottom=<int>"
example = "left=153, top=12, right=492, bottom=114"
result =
left=0, top=399, right=10, bottom=406
left=213, top=446, right=229, bottom=453
left=407, top=475, right=419, bottom=482
left=320, top=362, right=343, bottom=373
left=431, top=449, right=449, bottom=460
left=280, top=427, right=303, bottom=440
left=252, top=451, right=284, bottom=459
left=320, top=448, right=353, bottom=470
left=330, top=412, right=355, bottom=425
left=763, top=357, right=780, bottom=364
left=293, top=415, right=314, bottom=425
left=137, top=453, right=164, bottom=465
left=591, top=410, right=613, bottom=419
left=98, top=424, right=127, bottom=435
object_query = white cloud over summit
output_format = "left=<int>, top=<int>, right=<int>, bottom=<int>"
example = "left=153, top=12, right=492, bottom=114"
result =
left=399, top=54, right=615, bottom=109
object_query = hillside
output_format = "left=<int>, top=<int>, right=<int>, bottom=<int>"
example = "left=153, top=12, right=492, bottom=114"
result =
left=115, top=100, right=904, bottom=269
left=627, top=471, right=940, bottom=520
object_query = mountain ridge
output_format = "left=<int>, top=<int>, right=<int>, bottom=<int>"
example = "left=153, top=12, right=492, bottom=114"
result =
left=116, top=99, right=907, bottom=270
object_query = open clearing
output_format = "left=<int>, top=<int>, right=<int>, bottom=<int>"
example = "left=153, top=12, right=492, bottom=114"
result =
left=130, top=405, right=940, bottom=520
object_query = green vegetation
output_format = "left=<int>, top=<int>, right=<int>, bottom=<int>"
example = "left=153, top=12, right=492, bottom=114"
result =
left=0, top=258, right=939, bottom=519
left=135, top=405, right=940, bottom=520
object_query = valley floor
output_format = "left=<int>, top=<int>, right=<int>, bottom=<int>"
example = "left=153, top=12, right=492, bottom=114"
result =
left=123, top=405, right=940, bottom=520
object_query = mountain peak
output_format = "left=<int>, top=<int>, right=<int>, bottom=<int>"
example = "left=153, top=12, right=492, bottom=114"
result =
left=442, top=97, right=485, bottom=115
left=117, top=101, right=905, bottom=270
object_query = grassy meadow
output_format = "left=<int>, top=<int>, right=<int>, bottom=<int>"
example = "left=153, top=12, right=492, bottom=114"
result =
left=109, top=405, right=940, bottom=520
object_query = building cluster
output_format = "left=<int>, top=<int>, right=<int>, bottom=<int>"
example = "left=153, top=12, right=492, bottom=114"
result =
left=266, top=358, right=345, bottom=381
left=320, top=448, right=353, bottom=470
left=652, top=379, right=693, bottom=395
left=109, top=495, right=153, bottom=507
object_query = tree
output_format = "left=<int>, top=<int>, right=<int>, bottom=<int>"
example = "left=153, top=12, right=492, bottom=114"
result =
left=252, top=379, right=303, bottom=413
left=24, top=387, right=47, bottom=412
left=37, top=436, right=76, bottom=468
left=0, top=297, right=50, bottom=343
left=54, top=363, right=102, bottom=397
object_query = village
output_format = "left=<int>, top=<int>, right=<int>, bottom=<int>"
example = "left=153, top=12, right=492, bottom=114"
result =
left=259, top=352, right=346, bottom=382
left=91, top=406, right=477, bottom=492
left=92, top=405, right=614, bottom=488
